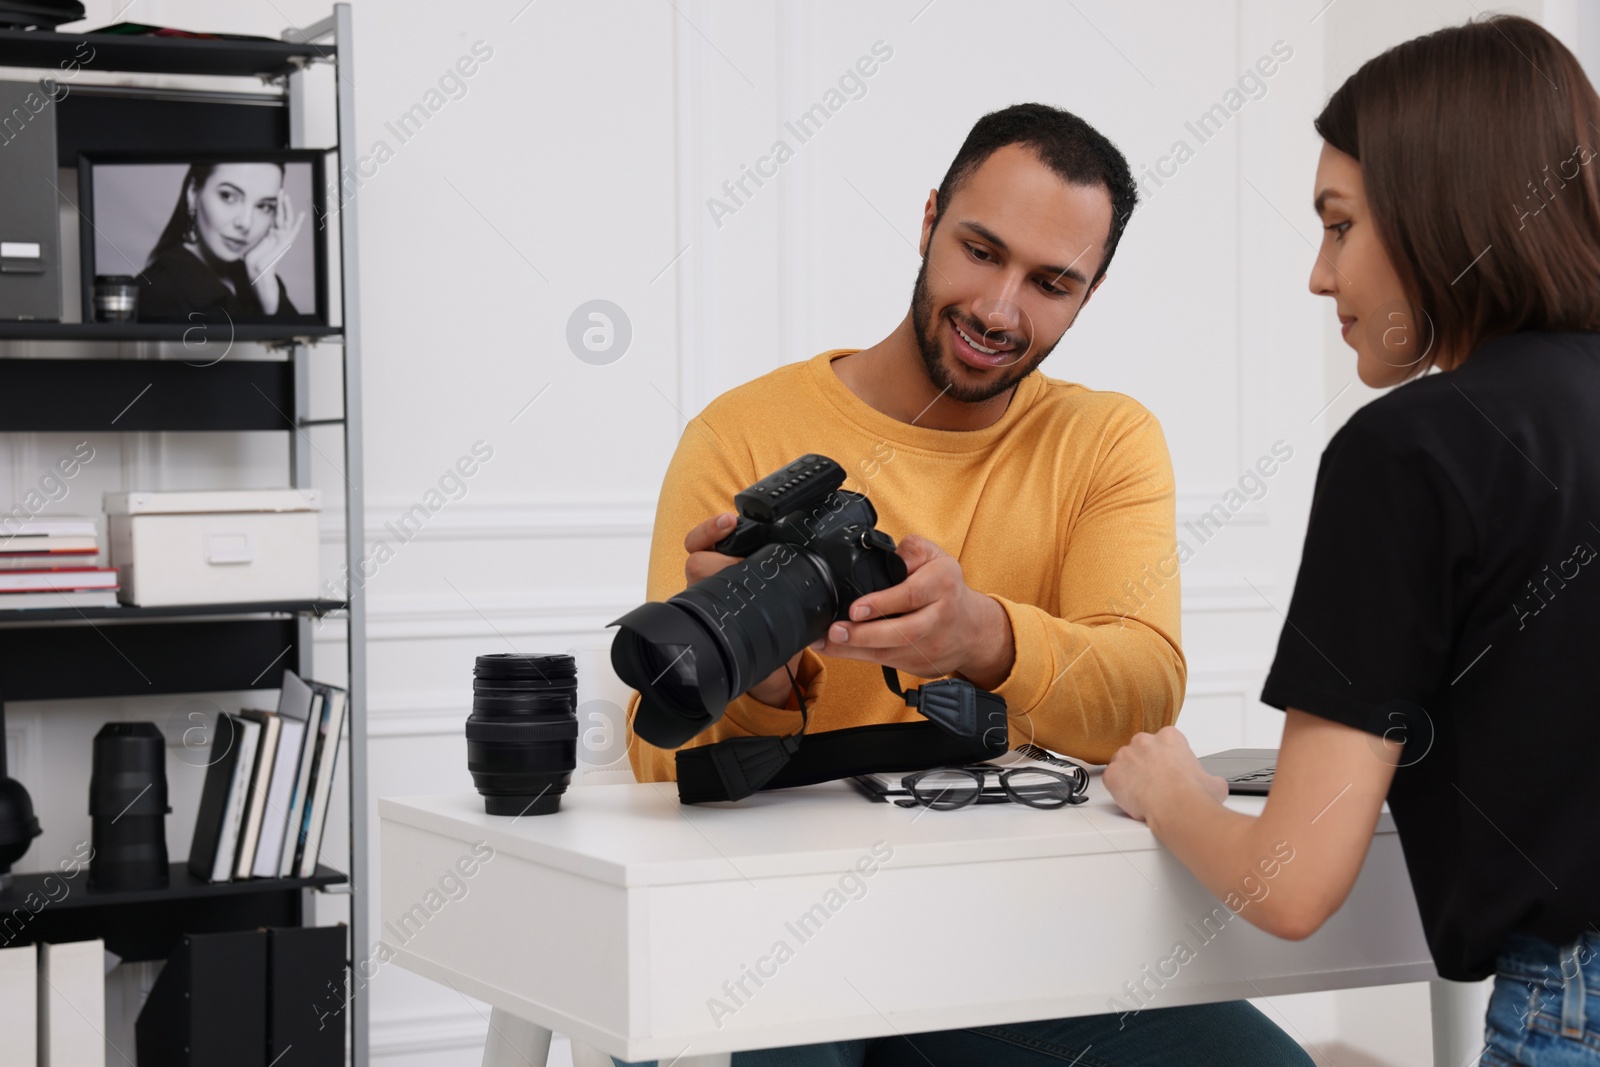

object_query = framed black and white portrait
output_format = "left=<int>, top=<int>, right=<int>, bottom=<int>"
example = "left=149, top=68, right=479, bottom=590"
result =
left=78, top=150, right=328, bottom=327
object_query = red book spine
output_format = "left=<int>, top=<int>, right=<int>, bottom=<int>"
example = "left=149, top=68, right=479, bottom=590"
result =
left=0, top=567, right=119, bottom=592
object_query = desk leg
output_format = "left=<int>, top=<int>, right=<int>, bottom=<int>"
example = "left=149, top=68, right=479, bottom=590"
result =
left=571, top=1047, right=726, bottom=1067
left=482, top=1006, right=553, bottom=1067
left=1431, top=978, right=1488, bottom=1067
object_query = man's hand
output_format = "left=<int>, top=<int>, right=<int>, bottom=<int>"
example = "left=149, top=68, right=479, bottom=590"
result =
left=682, top=512, right=803, bottom=708
left=682, top=511, right=742, bottom=584
left=1103, top=726, right=1228, bottom=822
left=809, top=534, right=1016, bottom=689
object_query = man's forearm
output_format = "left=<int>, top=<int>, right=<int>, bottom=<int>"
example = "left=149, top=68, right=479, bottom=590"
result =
left=955, top=593, right=1016, bottom=690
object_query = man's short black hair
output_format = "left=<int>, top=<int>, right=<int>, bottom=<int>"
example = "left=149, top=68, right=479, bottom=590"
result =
left=932, top=102, right=1138, bottom=287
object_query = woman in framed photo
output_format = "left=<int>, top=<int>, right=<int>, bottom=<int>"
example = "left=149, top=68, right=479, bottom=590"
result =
left=138, top=161, right=306, bottom=322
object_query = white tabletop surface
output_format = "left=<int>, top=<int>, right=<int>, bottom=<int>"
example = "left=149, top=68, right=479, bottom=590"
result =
left=378, top=774, right=1394, bottom=885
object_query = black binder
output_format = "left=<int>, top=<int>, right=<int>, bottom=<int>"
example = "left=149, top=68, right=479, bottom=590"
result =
left=136, top=929, right=266, bottom=1066
left=267, top=923, right=348, bottom=1065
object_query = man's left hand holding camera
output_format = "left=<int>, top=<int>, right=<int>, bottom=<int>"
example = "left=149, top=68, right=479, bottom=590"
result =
left=804, top=532, right=1016, bottom=691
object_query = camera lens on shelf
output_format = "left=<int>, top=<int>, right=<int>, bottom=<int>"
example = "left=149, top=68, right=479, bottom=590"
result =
left=88, top=722, right=171, bottom=891
left=465, top=653, right=577, bottom=817
left=92, top=275, right=139, bottom=323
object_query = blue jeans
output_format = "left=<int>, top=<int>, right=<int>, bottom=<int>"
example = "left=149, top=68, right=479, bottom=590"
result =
left=612, top=999, right=1311, bottom=1066
left=1482, top=929, right=1600, bottom=1066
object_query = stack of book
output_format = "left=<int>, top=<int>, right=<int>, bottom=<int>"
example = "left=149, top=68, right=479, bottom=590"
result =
left=188, top=670, right=349, bottom=883
left=0, top=516, right=118, bottom=609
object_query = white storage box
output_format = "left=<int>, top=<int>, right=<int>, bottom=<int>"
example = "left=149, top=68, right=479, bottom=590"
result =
left=103, top=489, right=322, bottom=606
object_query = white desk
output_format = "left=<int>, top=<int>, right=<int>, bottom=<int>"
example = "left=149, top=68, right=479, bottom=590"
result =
left=379, top=778, right=1457, bottom=1066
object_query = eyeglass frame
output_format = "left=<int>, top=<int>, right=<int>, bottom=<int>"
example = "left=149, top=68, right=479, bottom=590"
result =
left=892, top=762, right=1089, bottom=810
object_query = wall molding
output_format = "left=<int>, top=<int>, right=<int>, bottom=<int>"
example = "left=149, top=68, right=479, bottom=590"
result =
left=312, top=587, right=640, bottom=645
left=1176, top=489, right=1271, bottom=527
left=327, top=576, right=1273, bottom=643
left=363, top=666, right=1272, bottom=742
left=311, top=575, right=1277, bottom=653
left=1185, top=664, right=1270, bottom=700
left=368, top=1007, right=583, bottom=1062
left=673, top=0, right=708, bottom=420
left=1180, top=574, right=1278, bottom=612
left=320, top=492, right=1270, bottom=550
left=321, top=501, right=656, bottom=545
left=368, top=1007, right=494, bottom=1058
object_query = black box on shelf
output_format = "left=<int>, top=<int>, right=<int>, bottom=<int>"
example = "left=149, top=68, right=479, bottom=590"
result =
left=134, top=924, right=348, bottom=1065
left=0, top=79, right=63, bottom=322
left=268, top=923, right=348, bottom=1065
left=136, top=929, right=267, bottom=1066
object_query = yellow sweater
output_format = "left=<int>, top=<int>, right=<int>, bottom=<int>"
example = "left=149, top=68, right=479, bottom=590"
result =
left=626, top=349, right=1185, bottom=783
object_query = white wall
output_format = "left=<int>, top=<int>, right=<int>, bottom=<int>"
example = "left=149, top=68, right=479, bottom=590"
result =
left=3, top=0, right=1576, bottom=1063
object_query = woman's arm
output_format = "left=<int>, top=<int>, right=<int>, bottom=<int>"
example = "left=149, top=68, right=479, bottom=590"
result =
left=1103, top=709, right=1398, bottom=940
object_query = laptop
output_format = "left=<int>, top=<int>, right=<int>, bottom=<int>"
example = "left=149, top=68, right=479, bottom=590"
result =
left=1198, top=748, right=1277, bottom=796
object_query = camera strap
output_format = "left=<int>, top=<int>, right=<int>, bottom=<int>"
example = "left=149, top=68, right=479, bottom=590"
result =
left=673, top=666, right=1010, bottom=804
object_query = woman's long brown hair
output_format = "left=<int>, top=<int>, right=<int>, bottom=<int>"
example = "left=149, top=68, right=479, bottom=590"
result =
left=1316, top=15, right=1600, bottom=368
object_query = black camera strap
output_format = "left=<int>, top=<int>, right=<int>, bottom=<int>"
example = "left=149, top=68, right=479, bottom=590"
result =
left=673, top=665, right=1010, bottom=804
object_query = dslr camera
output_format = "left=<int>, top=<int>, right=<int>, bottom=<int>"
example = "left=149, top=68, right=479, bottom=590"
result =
left=611, top=454, right=907, bottom=748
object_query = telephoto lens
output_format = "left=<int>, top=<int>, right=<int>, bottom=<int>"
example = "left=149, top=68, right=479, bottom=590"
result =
left=88, top=722, right=171, bottom=891
left=611, top=454, right=907, bottom=749
left=465, top=653, right=578, bottom=816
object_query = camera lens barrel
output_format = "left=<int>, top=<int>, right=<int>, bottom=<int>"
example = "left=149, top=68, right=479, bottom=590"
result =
left=465, top=653, right=577, bottom=816
left=612, top=541, right=839, bottom=749
left=88, top=722, right=170, bottom=891
left=611, top=463, right=911, bottom=750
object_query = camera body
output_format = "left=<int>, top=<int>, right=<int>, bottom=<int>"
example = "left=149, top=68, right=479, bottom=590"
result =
left=710, top=468, right=906, bottom=631
left=611, top=454, right=907, bottom=748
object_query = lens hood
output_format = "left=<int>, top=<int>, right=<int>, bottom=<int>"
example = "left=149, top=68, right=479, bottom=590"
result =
left=609, top=601, right=732, bottom=749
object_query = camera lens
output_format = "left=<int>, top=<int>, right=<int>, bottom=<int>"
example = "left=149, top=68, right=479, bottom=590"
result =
left=88, top=722, right=170, bottom=891
left=611, top=541, right=838, bottom=749
left=93, top=275, right=138, bottom=323
left=465, top=654, right=578, bottom=816
left=636, top=642, right=701, bottom=708
left=611, top=466, right=909, bottom=751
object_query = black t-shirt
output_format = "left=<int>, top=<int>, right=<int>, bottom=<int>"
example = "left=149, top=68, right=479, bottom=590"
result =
left=1261, top=330, right=1600, bottom=982
left=138, top=243, right=302, bottom=324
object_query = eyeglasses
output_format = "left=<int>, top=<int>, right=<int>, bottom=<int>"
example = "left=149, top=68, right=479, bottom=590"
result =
left=892, top=763, right=1089, bottom=810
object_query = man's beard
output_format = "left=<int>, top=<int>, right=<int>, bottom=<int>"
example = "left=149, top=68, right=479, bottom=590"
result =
left=909, top=253, right=1060, bottom=405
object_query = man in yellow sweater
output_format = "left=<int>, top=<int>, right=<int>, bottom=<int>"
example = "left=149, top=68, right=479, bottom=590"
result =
left=627, top=136, right=1182, bottom=783
left=618, top=104, right=1309, bottom=1066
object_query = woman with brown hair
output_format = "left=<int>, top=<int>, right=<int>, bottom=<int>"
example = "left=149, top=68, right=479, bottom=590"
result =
left=1105, top=14, right=1600, bottom=1065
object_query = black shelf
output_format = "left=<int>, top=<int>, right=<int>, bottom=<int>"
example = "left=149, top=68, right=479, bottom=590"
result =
left=0, top=11, right=368, bottom=1056
left=0, top=27, right=331, bottom=79
left=0, top=357, right=302, bottom=431
left=0, top=322, right=340, bottom=342
left=1, top=864, right=347, bottom=962
left=0, top=598, right=345, bottom=624
left=0, top=615, right=315, bottom=700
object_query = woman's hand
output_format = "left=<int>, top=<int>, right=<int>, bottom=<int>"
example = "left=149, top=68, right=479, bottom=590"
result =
left=1103, top=726, right=1228, bottom=822
left=245, top=188, right=305, bottom=315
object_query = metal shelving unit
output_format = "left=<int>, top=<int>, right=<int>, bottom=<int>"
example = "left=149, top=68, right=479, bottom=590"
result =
left=0, top=7, right=369, bottom=1064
